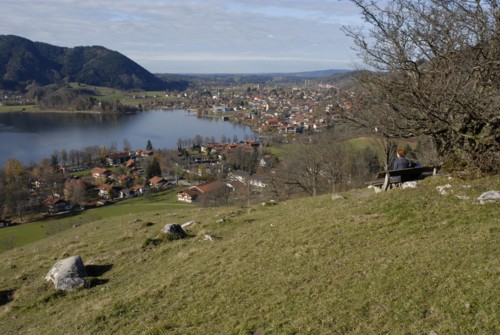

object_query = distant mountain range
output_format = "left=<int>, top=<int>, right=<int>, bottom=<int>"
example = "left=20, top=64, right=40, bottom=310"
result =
left=161, top=69, right=354, bottom=86
left=173, top=69, right=350, bottom=78
left=0, top=35, right=354, bottom=91
left=0, top=35, right=185, bottom=91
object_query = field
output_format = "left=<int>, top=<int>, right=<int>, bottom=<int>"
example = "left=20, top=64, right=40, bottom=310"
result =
left=69, top=83, right=181, bottom=106
left=0, top=84, right=181, bottom=113
left=0, top=174, right=498, bottom=334
left=0, top=190, right=192, bottom=253
left=0, top=104, right=38, bottom=112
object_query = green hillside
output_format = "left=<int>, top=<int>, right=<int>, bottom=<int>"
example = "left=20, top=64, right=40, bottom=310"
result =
left=0, top=175, right=498, bottom=334
left=0, top=35, right=187, bottom=91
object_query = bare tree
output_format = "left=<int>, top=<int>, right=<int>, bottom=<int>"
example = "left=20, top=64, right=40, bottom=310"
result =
left=281, top=139, right=329, bottom=197
left=200, top=182, right=233, bottom=207
left=343, top=0, right=499, bottom=174
left=322, top=141, right=349, bottom=193
left=123, top=138, right=131, bottom=152
left=69, top=149, right=77, bottom=166
left=64, top=179, right=87, bottom=205
left=194, top=134, right=203, bottom=146
left=109, top=141, right=118, bottom=153
left=0, top=170, right=6, bottom=220
left=3, top=159, right=29, bottom=221
left=60, top=149, right=68, bottom=167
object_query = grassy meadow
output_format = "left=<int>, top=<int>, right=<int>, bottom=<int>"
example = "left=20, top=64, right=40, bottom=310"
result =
left=0, top=190, right=192, bottom=253
left=0, top=84, right=180, bottom=113
left=0, top=174, right=498, bottom=334
left=0, top=104, right=38, bottom=113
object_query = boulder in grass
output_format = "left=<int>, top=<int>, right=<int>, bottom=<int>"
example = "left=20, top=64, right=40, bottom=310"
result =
left=45, top=255, right=87, bottom=291
left=161, top=223, right=187, bottom=240
left=401, top=181, right=418, bottom=189
left=477, top=190, right=500, bottom=204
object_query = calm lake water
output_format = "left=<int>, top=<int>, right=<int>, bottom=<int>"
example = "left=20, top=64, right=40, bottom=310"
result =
left=0, top=110, right=254, bottom=166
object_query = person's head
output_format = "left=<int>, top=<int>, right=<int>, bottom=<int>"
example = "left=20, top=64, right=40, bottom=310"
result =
left=397, top=149, right=406, bottom=157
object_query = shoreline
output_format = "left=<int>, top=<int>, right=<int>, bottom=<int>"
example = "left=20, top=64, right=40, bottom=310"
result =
left=0, top=108, right=135, bottom=115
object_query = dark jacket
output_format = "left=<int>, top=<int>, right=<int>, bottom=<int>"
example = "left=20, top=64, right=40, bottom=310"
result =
left=393, top=156, right=410, bottom=170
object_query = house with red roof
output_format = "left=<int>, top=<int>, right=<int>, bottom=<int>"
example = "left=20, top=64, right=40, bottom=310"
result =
left=91, top=167, right=112, bottom=179
left=149, top=176, right=169, bottom=189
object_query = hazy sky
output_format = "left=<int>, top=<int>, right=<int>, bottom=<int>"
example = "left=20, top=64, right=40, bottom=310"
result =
left=0, top=0, right=365, bottom=74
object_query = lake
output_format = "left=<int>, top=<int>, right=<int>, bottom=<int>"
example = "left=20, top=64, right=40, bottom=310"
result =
left=0, top=110, right=254, bottom=167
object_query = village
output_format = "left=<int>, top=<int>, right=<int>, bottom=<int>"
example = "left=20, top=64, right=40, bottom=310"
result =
left=0, top=132, right=284, bottom=227
left=135, top=80, right=348, bottom=138
left=0, top=80, right=357, bottom=225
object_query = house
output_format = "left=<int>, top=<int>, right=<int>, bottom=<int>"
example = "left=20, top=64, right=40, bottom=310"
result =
left=149, top=176, right=168, bottom=189
left=189, top=180, right=227, bottom=195
left=91, top=167, right=112, bottom=179
left=249, top=175, right=269, bottom=188
left=44, top=196, right=69, bottom=214
left=125, top=159, right=136, bottom=169
left=118, top=175, right=134, bottom=187
left=98, top=184, right=126, bottom=200
left=106, top=152, right=130, bottom=166
left=97, top=184, right=112, bottom=199
left=228, top=170, right=250, bottom=183
left=133, top=184, right=146, bottom=196
left=177, top=181, right=231, bottom=203
left=200, top=144, right=215, bottom=153
left=213, top=105, right=232, bottom=113
left=29, top=176, right=42, bottom=192
left=136, top=149, right=153, bottom=157
left=177, top=189, right=199, bottom=202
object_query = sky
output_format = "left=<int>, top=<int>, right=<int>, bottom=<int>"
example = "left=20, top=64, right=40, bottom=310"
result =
left=0, top=0, right=365, bottom=74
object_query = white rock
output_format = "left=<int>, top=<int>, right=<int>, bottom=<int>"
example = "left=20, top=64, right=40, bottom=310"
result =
left=401, top=181, right=418, bottom=189
left=203, top=234, right=214, bottom=241
left=161, top=223, right=187, bottom=238
left=436, top=184, right=452, bottom=195
left=45, top=255, right=86, bottom=291
left=477, top=190, right=500, bottom=204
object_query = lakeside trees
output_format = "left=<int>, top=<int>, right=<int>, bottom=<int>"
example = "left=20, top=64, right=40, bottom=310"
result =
left=27, top=84, right=139, bottom=113
left=343, top=0, right=500, bottom=175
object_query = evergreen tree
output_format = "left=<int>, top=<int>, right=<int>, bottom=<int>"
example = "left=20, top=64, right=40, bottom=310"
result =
left=146, top=140, right=153, bottom=151
left=50, top=151, right=60, bottom=169
left=146, top=157, right=162, bottom=180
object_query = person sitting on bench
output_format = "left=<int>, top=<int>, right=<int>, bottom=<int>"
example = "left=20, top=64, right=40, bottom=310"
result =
left=393, top=149, right=410, bottom=183
left=393, top=149, right=410, bottom=170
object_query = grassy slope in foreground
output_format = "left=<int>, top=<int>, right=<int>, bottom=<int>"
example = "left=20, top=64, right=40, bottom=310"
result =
left=0, top=175, right=498, bottom=334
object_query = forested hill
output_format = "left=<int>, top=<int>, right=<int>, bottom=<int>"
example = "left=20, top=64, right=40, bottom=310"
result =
left=0, top=35, right=183, bottom=91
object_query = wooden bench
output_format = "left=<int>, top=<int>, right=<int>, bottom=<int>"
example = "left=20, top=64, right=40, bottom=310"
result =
left=368, top=166, right=440, bottom=191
